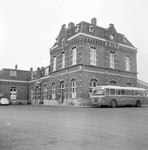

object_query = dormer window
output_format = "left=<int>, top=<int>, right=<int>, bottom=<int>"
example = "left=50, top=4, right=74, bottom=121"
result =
left=110, top=34, right=115, bottom=40
left=123, top=38, right=127, bottom=43
left=75, top=25, right=80, bottom=32
left=122, top=36, right=127, bottom=43
left=89, top=26, right=93, bottom=33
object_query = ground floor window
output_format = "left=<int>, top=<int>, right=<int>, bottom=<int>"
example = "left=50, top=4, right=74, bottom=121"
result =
left=51, top=82, right=56, bottom=99
left=60, top=81, right=65, bottom=103
left=71, top=79, right=77, bottom=98
left=89, top=79, right=99, bottom=98
left=30, top=87, right=34, bottom=100
left=43, top=84, right=48, bottom=100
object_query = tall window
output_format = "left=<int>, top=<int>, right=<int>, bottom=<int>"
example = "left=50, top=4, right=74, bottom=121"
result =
left=71, top=79, right=77, bottom=98
left=51, top=83, right=56, bottom=99
left=125, top=55, right=131, bottom=71
left=53, top=56, right=56, bottom=71
left=43, top=84, right=48, bottom=100
left=30, top=87, right=34, bottom=101
left=72, top=47, right=77, bottom=65
left=90, top=47, right=97, bottom=65
left=110, top=51, right=115, bottom=68
left=61, top=37, right=65, bottom=46
left=61, top=52, right=65, bottom=68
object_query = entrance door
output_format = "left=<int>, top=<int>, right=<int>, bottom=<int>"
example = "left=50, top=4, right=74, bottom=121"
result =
left=10, top=86, right=17, bottom=100
left=35, top=86, right=41, bottom=100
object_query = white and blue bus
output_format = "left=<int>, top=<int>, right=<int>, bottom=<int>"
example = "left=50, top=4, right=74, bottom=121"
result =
left=91, top=86, right=148, bottom=108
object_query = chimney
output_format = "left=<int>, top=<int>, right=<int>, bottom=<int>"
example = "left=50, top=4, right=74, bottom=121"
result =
left=68, top=22, right=74, bottom=30
left=62, top=24, right=66, bottom=29
left=109, top=23, right=114, bottom=27
left=91, top=17, right=97, bottom=26
left=30, top=67, right=33, bottom=72
left=37, top=67, right=40, bottom=71
left=15, top=64, right=17, bottom=70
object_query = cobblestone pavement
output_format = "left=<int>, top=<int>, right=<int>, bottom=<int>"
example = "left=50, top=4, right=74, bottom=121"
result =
left=0, top=105, right=148, bottom=150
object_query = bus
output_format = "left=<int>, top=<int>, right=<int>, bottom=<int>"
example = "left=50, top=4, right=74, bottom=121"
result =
left=91, top=86, right=148, bottom=108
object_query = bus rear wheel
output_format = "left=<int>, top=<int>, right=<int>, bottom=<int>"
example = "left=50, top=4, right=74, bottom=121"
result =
left=135, top=100, right=141, bottom=107
left=110, top=100, right=117, bottom=108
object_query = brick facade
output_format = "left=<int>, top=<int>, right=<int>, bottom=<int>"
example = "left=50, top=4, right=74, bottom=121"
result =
left=29, top=18, right=138, bottom=106
left=1, top=18, right=143, bottom=106
left=0, top=67, right=30, bottom=103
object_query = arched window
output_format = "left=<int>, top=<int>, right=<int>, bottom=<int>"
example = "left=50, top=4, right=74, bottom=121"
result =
left=61, top=52, right=65, bottom=68
left=110, top=80, right=117, bottom=86
left=43, top=84, right=48, bottom=100
left=51, top=82, right=56, bottom=99
left=71, top=79, right=77, bottom=98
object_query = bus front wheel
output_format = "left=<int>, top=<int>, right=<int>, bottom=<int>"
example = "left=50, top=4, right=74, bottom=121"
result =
left=135, top=100, right=141, bottom=107
left=110, top=100, right=117, bottom=108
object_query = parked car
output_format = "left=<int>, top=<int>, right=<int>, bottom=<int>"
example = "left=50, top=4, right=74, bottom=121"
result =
left=0, top=98, right=10, bottom=105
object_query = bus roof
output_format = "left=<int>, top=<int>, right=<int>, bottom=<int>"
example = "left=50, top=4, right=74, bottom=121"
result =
left=94, top=86, right=146, bottom=91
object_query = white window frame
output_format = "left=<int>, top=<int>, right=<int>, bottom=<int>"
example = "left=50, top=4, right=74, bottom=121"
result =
left=125, top=55, right=131, bottom=71
left=53, top=56, right=56, bottom=71
left=110, top=51, right=115, bottom=68
left=90, top=47, right=97, bottom=65
left=61, top=52, right=65, bottom=68
left=72, top=47, right=77, bottom=65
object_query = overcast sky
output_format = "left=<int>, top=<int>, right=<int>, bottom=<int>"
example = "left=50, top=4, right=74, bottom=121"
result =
left=0, top=0, right=148, bottom=82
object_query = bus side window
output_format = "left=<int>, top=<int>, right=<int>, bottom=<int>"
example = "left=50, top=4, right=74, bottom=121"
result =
left=139, top=91, right=144, bottom=96
left=131, top=90, right=135, bottom=95
left=121, top=89, right=125, bottom=95
left=144, top=91, right=147, bottom=96
left=105, top=89, right=109, bottom=95
left=110, top=89, right=115, bottom=95
left=126, top=90, right=130, bottom=95
left=135, top=90, right=140, bottom=96
left=116, top=89, right=121, bottom=95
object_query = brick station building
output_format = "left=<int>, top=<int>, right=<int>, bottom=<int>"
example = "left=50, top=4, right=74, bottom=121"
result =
left=0, top=65, right=30, bottom=103
left=0, top=18, right=140, bottom=106
left=29, top=18, right=138, bottom=106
